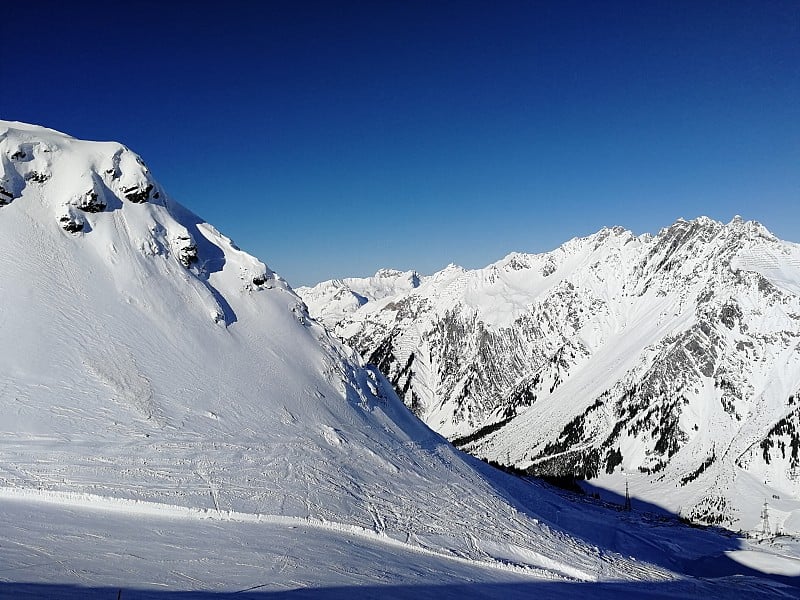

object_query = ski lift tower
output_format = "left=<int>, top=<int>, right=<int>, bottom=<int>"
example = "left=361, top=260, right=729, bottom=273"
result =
left=760, top=500, right=770, bottom=538
left=624, top=479, right=632, bottom=511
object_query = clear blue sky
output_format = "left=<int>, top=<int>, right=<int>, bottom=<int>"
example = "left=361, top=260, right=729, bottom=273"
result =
left=7, top=1, right=799, bottom=285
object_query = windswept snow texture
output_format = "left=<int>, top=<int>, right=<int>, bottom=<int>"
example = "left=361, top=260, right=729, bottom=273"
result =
left=0, top=121, right=797, bottom=597
left=300, top=218, right=800, bottom=533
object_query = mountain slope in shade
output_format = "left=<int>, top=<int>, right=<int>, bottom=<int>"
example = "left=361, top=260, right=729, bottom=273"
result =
left=299, top=218, right=800, bottom=532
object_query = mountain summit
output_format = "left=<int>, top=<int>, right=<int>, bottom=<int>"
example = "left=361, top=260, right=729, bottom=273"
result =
left=299, top=217, right=800, bottom=532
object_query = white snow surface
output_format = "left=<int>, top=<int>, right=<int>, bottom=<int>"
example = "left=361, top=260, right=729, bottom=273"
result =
left=0, top=121, right=798, bottom=597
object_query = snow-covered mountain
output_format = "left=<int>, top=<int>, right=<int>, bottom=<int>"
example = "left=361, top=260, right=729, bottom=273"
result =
left=0, top=120, right=553, bottom=561
left=0, top=120, right=674, bottom=592
left=299, top=218, right=800, bottom=533
left=3, top=120, right=798, bottom=597
left=297, top=268, right=421, bottom=330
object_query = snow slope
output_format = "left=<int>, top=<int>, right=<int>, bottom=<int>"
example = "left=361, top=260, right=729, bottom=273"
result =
left=300, top=218, right=800, bottom=533
left=0, top=120, right=562, bottom=567
left=3, top=479, right=799, bottom=598
left=1, top=121, right=796, bottom=597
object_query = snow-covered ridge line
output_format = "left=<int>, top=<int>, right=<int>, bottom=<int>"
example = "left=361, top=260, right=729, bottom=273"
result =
left=0, top=486, right=577, bottom=581
left=299, top=215, right=800, bottom=533
left=8, top=121, right=792, bottom=593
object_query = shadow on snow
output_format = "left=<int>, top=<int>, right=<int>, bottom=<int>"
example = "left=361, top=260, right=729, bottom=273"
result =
left=0, top=578, right=796, bottom=600
left=459, top=453, right=799, bottom=591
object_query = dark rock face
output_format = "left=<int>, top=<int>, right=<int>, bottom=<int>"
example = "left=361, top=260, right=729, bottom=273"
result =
left=122, top=183, right=153, bottom=203
left=250, top=272, right=277, bottom=290
left=24, top=171, right=50, bottom=183
left=175, top=235, right=198, bottom=267
left=75, top=189, right=106, bottom=213
left=367, top=336, right=420, bottom=413
left=58, top=215, right=84, bottom=233
left=0, top=186, right=13, bottom=206
left=1, top=164, right=24, bottom=206
left=758, top=400, right=800, bottom=470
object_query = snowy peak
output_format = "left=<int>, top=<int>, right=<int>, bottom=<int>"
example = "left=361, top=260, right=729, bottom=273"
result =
left=0, top=120, right=283, bottom=327
left=1, top=120, right=160, bottom=216
left=300, top=215, right=800, bottom=532
left=8, top=120, right=652, bottom=580
left=297, top=267, right=422, bottom=329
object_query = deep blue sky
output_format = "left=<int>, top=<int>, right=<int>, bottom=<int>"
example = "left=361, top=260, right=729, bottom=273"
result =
left=6, top=1, right=799, bottom=285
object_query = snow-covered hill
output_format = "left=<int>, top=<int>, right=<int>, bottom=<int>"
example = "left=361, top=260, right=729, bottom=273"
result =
left=299, top=218, right=800, bottom=533
left=0, top=120, right=566, bottom=564
left=2, top=121, right=797, bottom=597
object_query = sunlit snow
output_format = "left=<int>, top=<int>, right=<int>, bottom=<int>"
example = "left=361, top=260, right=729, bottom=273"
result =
left=1, top=121, right=797, bottom=598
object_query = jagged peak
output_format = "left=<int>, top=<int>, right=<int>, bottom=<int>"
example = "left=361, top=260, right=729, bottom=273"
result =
left=655, top=216, right=723, bottom=237
left=597, top=224, right=631, bottom=236
left=436, top=262, right=465, bottom=274
left=653, top=215, right=779, bottom=241
left=374, top=268, right=403, bottom=278
left=494, top=251, right=535, bottom=270
left=372, top=267, right=421, bottom=286
left=0, top=120, right=287, bottom=325
left=724, top=215, right=777, bottom=241
left=590, top=224, right=636, bottom=247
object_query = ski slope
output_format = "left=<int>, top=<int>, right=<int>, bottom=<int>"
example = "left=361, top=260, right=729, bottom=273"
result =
left=2, top=479, right=798, bottom=598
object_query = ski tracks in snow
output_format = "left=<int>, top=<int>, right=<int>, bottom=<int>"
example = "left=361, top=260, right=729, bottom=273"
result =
left=0, top=485, right=584, bottom=583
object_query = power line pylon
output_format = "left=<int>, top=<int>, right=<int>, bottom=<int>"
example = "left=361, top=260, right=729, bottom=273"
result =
left=760, top=500, right=770, bottom=538
left=624, top=479, right=632, bottom=511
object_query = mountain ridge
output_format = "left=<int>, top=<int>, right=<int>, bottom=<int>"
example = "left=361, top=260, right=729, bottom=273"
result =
left=4, top=120, right=800, bottom=595
left=299, top=215, right=800, bottom=532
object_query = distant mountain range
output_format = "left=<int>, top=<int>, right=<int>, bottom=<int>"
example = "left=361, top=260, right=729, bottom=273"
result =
left=299, top=217, right=800, bottom=532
